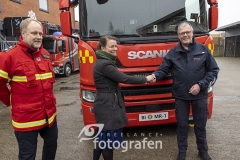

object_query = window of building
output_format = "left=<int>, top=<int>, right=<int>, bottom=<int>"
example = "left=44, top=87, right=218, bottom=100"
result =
left=39, top=0, right=48, bottom=12
left=11, top=0, right=21, bottom=3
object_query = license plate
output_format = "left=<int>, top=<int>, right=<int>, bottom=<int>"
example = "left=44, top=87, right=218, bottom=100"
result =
left=139, top=112, right=168, bottom=121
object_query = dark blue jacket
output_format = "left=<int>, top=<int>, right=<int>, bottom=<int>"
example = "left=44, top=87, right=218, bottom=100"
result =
left=153, top=38, right=219, bottom=100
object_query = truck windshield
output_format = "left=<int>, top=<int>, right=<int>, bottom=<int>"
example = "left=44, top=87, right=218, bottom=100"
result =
left=42, top=39, right=55, bottom=54
left=81, top=0, right=208, bottom=38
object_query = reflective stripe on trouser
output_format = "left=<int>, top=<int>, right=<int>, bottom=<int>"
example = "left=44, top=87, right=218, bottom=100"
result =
left=175, top=98, right=208, bottom=152
left=14, top=121, right=58, bottom=160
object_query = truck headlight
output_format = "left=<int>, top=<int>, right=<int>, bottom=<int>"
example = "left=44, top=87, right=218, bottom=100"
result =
left=82, top=90, right=96, bottom=102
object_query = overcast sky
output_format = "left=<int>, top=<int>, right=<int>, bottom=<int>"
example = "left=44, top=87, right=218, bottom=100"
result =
left=75, top=0, right=239, bottom=28
left=218, top=0, right=240, bottom=27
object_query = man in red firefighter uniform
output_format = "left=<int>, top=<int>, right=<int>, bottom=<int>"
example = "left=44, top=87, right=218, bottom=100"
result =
left=0, top=18, right=58, bottom=160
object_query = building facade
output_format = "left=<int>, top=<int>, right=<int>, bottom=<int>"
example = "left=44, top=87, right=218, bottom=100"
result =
left=0, top=0, right=79, bottom=35
left=210, top=33, right=224, bottom=57
left=216, top=21, right=240, bottom=58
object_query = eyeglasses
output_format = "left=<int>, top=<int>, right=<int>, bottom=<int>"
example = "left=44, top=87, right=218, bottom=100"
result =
left=178, top=31, right=192, bottom=36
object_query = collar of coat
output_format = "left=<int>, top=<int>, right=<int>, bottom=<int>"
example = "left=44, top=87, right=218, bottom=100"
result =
left=18, top=36, right=43, bottom=54
left=175, top=37, right=196, bottom=52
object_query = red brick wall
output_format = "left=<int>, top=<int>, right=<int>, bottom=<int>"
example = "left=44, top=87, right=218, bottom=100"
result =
left=0, top=0, right=79, bottom=29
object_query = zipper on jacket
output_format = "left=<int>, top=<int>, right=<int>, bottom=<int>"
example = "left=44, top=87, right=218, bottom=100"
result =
left=186, top=51, right=189, bottom=84
left=26, top=48, right=35, bottom=60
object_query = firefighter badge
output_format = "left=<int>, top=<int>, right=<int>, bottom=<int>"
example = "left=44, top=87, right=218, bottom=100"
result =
left=36, top=57, right=41, bottom=61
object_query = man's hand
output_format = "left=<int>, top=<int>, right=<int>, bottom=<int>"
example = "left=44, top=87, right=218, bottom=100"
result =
left=146, top=74, right=156, bottom=82
left=148, top=74, right=156, bottom=83
left=189, top=84, right=200, bottom=95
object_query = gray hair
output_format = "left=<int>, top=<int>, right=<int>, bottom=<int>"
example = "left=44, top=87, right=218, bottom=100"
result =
left=177, top=21, right=193, bottom=33
left=20, top=18, right=42, bottom=32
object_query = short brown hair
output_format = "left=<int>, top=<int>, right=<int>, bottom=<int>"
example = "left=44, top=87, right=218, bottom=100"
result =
left=97, top=35, right=117, bottom=50
left=20, top=18, right=42, bottom=32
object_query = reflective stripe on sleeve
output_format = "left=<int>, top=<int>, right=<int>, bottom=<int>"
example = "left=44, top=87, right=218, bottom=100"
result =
left=0, top=69, right=10, bottom=80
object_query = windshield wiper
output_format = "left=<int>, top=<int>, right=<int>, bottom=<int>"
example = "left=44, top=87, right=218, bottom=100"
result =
left=145, top=31, right=178, bottom=36
left=162, top=16, right=187, bottom=33
left=82, top=34, right=141, bottom=40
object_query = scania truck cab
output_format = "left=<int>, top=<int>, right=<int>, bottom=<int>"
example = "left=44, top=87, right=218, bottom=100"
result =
left=59, top=0, right=218, bottom=127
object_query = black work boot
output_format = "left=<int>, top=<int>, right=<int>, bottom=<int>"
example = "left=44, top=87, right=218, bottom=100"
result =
left=198, top=151, right=212, bottom=160
left=176, top=152, right=186, bottom=160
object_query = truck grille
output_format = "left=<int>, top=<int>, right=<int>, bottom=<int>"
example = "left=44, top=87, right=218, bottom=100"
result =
left=125, top=103, right=175, bottom=113
left=119, top=71, right=174, bottom=113
left=121, top=85, right=172, bottom=96
left=125, top=72, right=173, bottom=80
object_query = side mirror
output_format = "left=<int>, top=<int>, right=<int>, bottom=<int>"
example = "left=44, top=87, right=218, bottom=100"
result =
left=60, top=11, right=72, bottom=36
left=59, top=0, right=70, bottom=9
left=70, top=0, right=78, bottom=7
left=96, top=0, right=108, bottom=4
left=62, top=40, right=66, bottom=52
left=208, top=6, right=218, bottom=30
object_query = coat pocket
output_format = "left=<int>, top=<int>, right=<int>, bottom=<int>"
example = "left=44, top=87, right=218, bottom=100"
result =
left=19, top=62, right=38, bottom=88
left=13, top=93, right=43, bottom=112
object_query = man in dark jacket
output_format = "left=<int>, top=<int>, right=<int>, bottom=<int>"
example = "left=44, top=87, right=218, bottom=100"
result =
left=151, top=21, right=219, bottom=160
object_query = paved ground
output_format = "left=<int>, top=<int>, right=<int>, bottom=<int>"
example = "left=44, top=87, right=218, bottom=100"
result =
left=0, top=57, right=240, bottom=160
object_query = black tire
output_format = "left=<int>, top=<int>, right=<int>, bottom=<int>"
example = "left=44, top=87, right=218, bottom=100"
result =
left=64, top=63, right=72, bottom=77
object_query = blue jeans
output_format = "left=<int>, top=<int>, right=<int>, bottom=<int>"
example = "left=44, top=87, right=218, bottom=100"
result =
left=14, top=121, right=58, bottom=160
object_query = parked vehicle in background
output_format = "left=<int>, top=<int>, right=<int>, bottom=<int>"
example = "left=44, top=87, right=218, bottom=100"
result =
left=42, top=31, right=79, bottom=77
left=0, top=17, right=80, bottom=77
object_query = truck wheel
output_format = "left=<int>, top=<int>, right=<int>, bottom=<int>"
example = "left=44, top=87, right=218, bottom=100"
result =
left=64, top=63, right=72, bottom=77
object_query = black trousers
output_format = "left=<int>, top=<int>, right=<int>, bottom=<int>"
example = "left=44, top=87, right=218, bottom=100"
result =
left=175, top=98, right=208, bottom=152
left=14, top=121, right=58, bottom=160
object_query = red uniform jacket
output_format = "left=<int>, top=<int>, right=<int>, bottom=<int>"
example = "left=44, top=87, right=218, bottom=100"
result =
left=0, top=37, right=57, bottom=132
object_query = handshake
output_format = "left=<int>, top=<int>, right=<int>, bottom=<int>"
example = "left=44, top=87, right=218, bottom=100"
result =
left=146, top=74, right=156, bottom=83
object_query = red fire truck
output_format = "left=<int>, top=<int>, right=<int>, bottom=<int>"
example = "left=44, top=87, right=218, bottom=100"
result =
left=59, top=0, right=218, bottom=127
left=42, top=31, right=79, bottom=77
